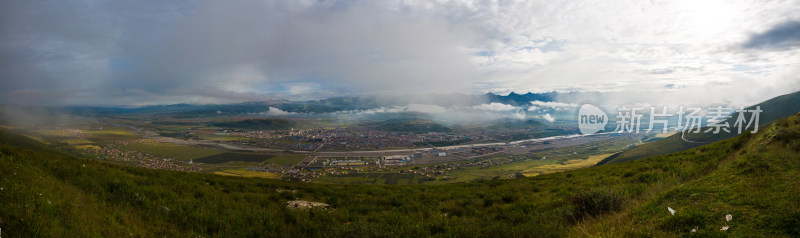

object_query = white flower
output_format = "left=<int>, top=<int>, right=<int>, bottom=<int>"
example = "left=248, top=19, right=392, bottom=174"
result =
left=725, top=214, right=732, bottom=221
left=721, top=226, right=729, bottom=231
left=667, top=207, right=676, bottom=215
left=691, top=226, right=698, bottom=233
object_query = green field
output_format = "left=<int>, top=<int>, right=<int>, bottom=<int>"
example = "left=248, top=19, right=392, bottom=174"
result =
left=83, top=127, right=140, bottom=140
left=194, top=152, right=305, bottom=164
left=213, top=169, right=280, bottom=178
left=118, top=142, right=222, bottom=161
left=193, top=133, right=258, bottom=142
left=429, top=135, right=641, bottom=184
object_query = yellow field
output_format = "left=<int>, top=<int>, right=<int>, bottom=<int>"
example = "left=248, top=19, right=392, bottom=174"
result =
left=85, top=129, right=135, bottom=136
left=63, top=139, right=94, bottom=145
left=213, top=169, right=279, bottom=179
left=75, top=144, right=100, bottom=150
left=32, top=129, right=68, bottom=136
left=521, top=153, right=616, bottom=177
left=654, top=131, right=677, bottom=138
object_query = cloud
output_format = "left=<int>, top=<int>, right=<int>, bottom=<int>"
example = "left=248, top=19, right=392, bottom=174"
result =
left=543, top=113, right=555, bottom=122
left=405, top=104, right=449, bottom=114
left=260, top=107, right=294, bottom=116
left=509, top=110, right=526, bottom=120
left=348, top=104, right=448, bottom=115
left=0, top=0, right=479, bottom=105
left=472, top=102, right=517, bottom=111
left=1, top=0, right=799, bottom=106
left=742, top=21, right=800, bottom=50
left=529, top=101, right=578, bottom=108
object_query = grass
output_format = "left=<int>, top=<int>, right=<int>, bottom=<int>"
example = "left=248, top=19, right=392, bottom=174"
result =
left=607, top=90, right=800, bottom=164
left=424, top=135, right=639, bottom=184
left=194, top=152, right=305, bottom=165
left=0, top=113, right=798, bottom=237
left=193, top=133, right=258, bottom=142
left=62, top=139, right=94, bottom=145
left=83, top=127, right=139, bottom=140
left=521, top=153, right=615, bottom=177
left=429, top=155, right=553, bottom=183
left=605, top=132, right=693, bottom=164
left=264, top=154, right=306, bottom=164
left=314, top=172, right=425, bottom=185
left=118, top=142, right=222, bottom=161
left=213, top=169, right=280, bottom=178
left=211, top=118, right=295, bottom=130
left=74, top=144, right=100, bottom=150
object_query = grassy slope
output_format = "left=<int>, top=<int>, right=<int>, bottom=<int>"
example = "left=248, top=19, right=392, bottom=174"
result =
left=607, top=91, right=800, bottom=164
left=211, top=118, right=295, bottom=130
left=601, top=132, right=693, bottom=164
left=1, top=114, right=799, bottom=237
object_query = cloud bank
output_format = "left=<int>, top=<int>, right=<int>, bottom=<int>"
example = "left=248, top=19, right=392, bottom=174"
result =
left=1, top=0, right=799, bottom=106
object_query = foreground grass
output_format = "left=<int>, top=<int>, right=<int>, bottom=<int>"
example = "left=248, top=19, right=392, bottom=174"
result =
left=1, top=114, right=799, bottom=237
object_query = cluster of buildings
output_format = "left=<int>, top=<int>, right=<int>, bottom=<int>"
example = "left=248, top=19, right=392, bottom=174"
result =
left=88, top=146, right=201, bottom=172
left=53, top=128, right=86, bottom=137
left=227, top=127, right=494, bottom=151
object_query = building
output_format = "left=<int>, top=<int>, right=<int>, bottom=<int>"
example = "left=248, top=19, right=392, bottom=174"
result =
left=382, top=155, right=412, bottom=166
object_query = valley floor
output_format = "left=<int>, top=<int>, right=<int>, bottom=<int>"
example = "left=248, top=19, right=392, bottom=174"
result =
left=1, top=114, right=799, bottom=237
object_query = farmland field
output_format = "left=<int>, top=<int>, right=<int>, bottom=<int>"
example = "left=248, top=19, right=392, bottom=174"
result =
left=194, top=152, right=305, bottom=164
left=118, top=142, right=222, bottom=161
left=213, top=169, right=280, bottom=178
left=193, top=133, right=258, bottom=142
left=84, top=127, right=140, bottom=140
left=521, top=153, right=615, bottom=176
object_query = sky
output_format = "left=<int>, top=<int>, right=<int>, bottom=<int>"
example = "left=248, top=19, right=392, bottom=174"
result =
left=1, top=0, right=800, bottom=106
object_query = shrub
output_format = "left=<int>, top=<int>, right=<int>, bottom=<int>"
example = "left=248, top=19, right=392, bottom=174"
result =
left=567, top=188, right=627, bottom=220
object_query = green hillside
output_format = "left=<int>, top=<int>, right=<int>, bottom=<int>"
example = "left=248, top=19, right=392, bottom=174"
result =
left=1, top=114, right=799, bottom=237
left=211, top=118, right=296, bottom=130
left=606, top=91, right=800, bottom=164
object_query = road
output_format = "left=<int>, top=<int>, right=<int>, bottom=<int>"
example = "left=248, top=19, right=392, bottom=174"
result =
left=680, top=131, right=706, bottom=144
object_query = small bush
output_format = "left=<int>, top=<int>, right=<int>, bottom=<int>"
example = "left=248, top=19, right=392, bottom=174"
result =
left=567, top=188, right=627, bottom=220
left=637, top=173, right=659, bottom=184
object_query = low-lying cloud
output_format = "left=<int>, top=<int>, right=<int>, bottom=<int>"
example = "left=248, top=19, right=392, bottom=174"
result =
left=472, top=103, right=517, bottom=111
